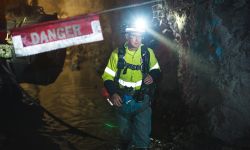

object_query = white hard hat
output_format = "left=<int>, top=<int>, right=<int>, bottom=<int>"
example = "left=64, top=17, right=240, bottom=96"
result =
left=125, top=27, right=145, bottom=33
left=125, top=18, right=147, bottom=33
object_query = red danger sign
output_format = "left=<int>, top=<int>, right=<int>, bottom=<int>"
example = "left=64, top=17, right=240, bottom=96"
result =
left=11, top=15, right=103, bottom=57
left=29, top=24, right=82, bottom=45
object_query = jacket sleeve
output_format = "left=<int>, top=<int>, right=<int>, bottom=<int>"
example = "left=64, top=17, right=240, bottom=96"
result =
left=148, top=48, right=161, bottom=82
left=102, top=49, right=118, bottom=96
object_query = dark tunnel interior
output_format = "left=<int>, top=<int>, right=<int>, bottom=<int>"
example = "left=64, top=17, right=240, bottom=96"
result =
left=0, top=0, right=250, bottom=150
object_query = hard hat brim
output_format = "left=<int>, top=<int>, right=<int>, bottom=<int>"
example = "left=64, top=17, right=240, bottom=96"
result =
left=125, top=28, right=145, bottom=33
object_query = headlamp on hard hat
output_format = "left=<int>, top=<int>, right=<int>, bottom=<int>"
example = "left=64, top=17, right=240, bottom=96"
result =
left=125, top=17, right=147, bottom=33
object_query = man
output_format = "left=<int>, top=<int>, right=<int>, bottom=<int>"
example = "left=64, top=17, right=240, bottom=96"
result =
left=102, top=24, right=160, bottom=149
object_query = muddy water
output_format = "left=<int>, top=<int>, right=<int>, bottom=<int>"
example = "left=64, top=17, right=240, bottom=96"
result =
left=21, top=60, right=117, bottom=149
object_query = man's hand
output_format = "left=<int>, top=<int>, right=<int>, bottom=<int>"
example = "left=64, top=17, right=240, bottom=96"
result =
left=111, top=93, right=123, bottom=107
left=144, top=74, right=154, bottom=85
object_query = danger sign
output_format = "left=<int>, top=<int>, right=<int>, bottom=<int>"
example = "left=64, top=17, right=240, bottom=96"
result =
left=11, top=15, right=103, bottom=57
left=30, top=24, right=82, bottom=45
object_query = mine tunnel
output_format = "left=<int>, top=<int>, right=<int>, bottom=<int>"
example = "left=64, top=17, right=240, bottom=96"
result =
left=0, top=0, right=250, bottom=150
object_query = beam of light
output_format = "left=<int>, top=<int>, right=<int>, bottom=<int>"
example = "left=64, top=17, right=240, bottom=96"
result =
left=147, top=28, right=180, bottom=53
left=147, top=28, right=217, bottom=76
left=96, top=0, right=161, bottom=15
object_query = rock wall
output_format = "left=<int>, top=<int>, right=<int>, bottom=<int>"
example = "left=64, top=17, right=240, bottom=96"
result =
left=159, top=0, right=250, bottom=145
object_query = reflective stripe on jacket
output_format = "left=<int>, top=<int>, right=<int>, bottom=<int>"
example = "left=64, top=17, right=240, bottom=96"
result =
left=102, top=43, right=160, bottom=90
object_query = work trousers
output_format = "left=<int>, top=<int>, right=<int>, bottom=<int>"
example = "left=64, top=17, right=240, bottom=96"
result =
left=116, top=94, right=151, bottom=149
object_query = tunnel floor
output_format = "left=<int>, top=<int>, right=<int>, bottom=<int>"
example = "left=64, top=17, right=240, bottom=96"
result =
left=1, top=59, right=247, bottom=150
left=0, top=59, right=168, bottom=150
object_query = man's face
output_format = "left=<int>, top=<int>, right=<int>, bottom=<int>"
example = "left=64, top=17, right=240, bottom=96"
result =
left=127, top=32, right=143, bottom=49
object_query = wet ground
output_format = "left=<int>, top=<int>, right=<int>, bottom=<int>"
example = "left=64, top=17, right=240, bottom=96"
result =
left=1, top=56, right=249, bottom=150
left=17, top=59, right=168, bottom=150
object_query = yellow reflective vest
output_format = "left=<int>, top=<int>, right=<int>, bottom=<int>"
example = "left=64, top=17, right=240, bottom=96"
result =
left=102, top=43, right=160, bottom=90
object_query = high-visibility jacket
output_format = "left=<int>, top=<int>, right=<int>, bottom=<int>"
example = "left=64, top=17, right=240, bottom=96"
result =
left=102, top=43, right=160, bottom=94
